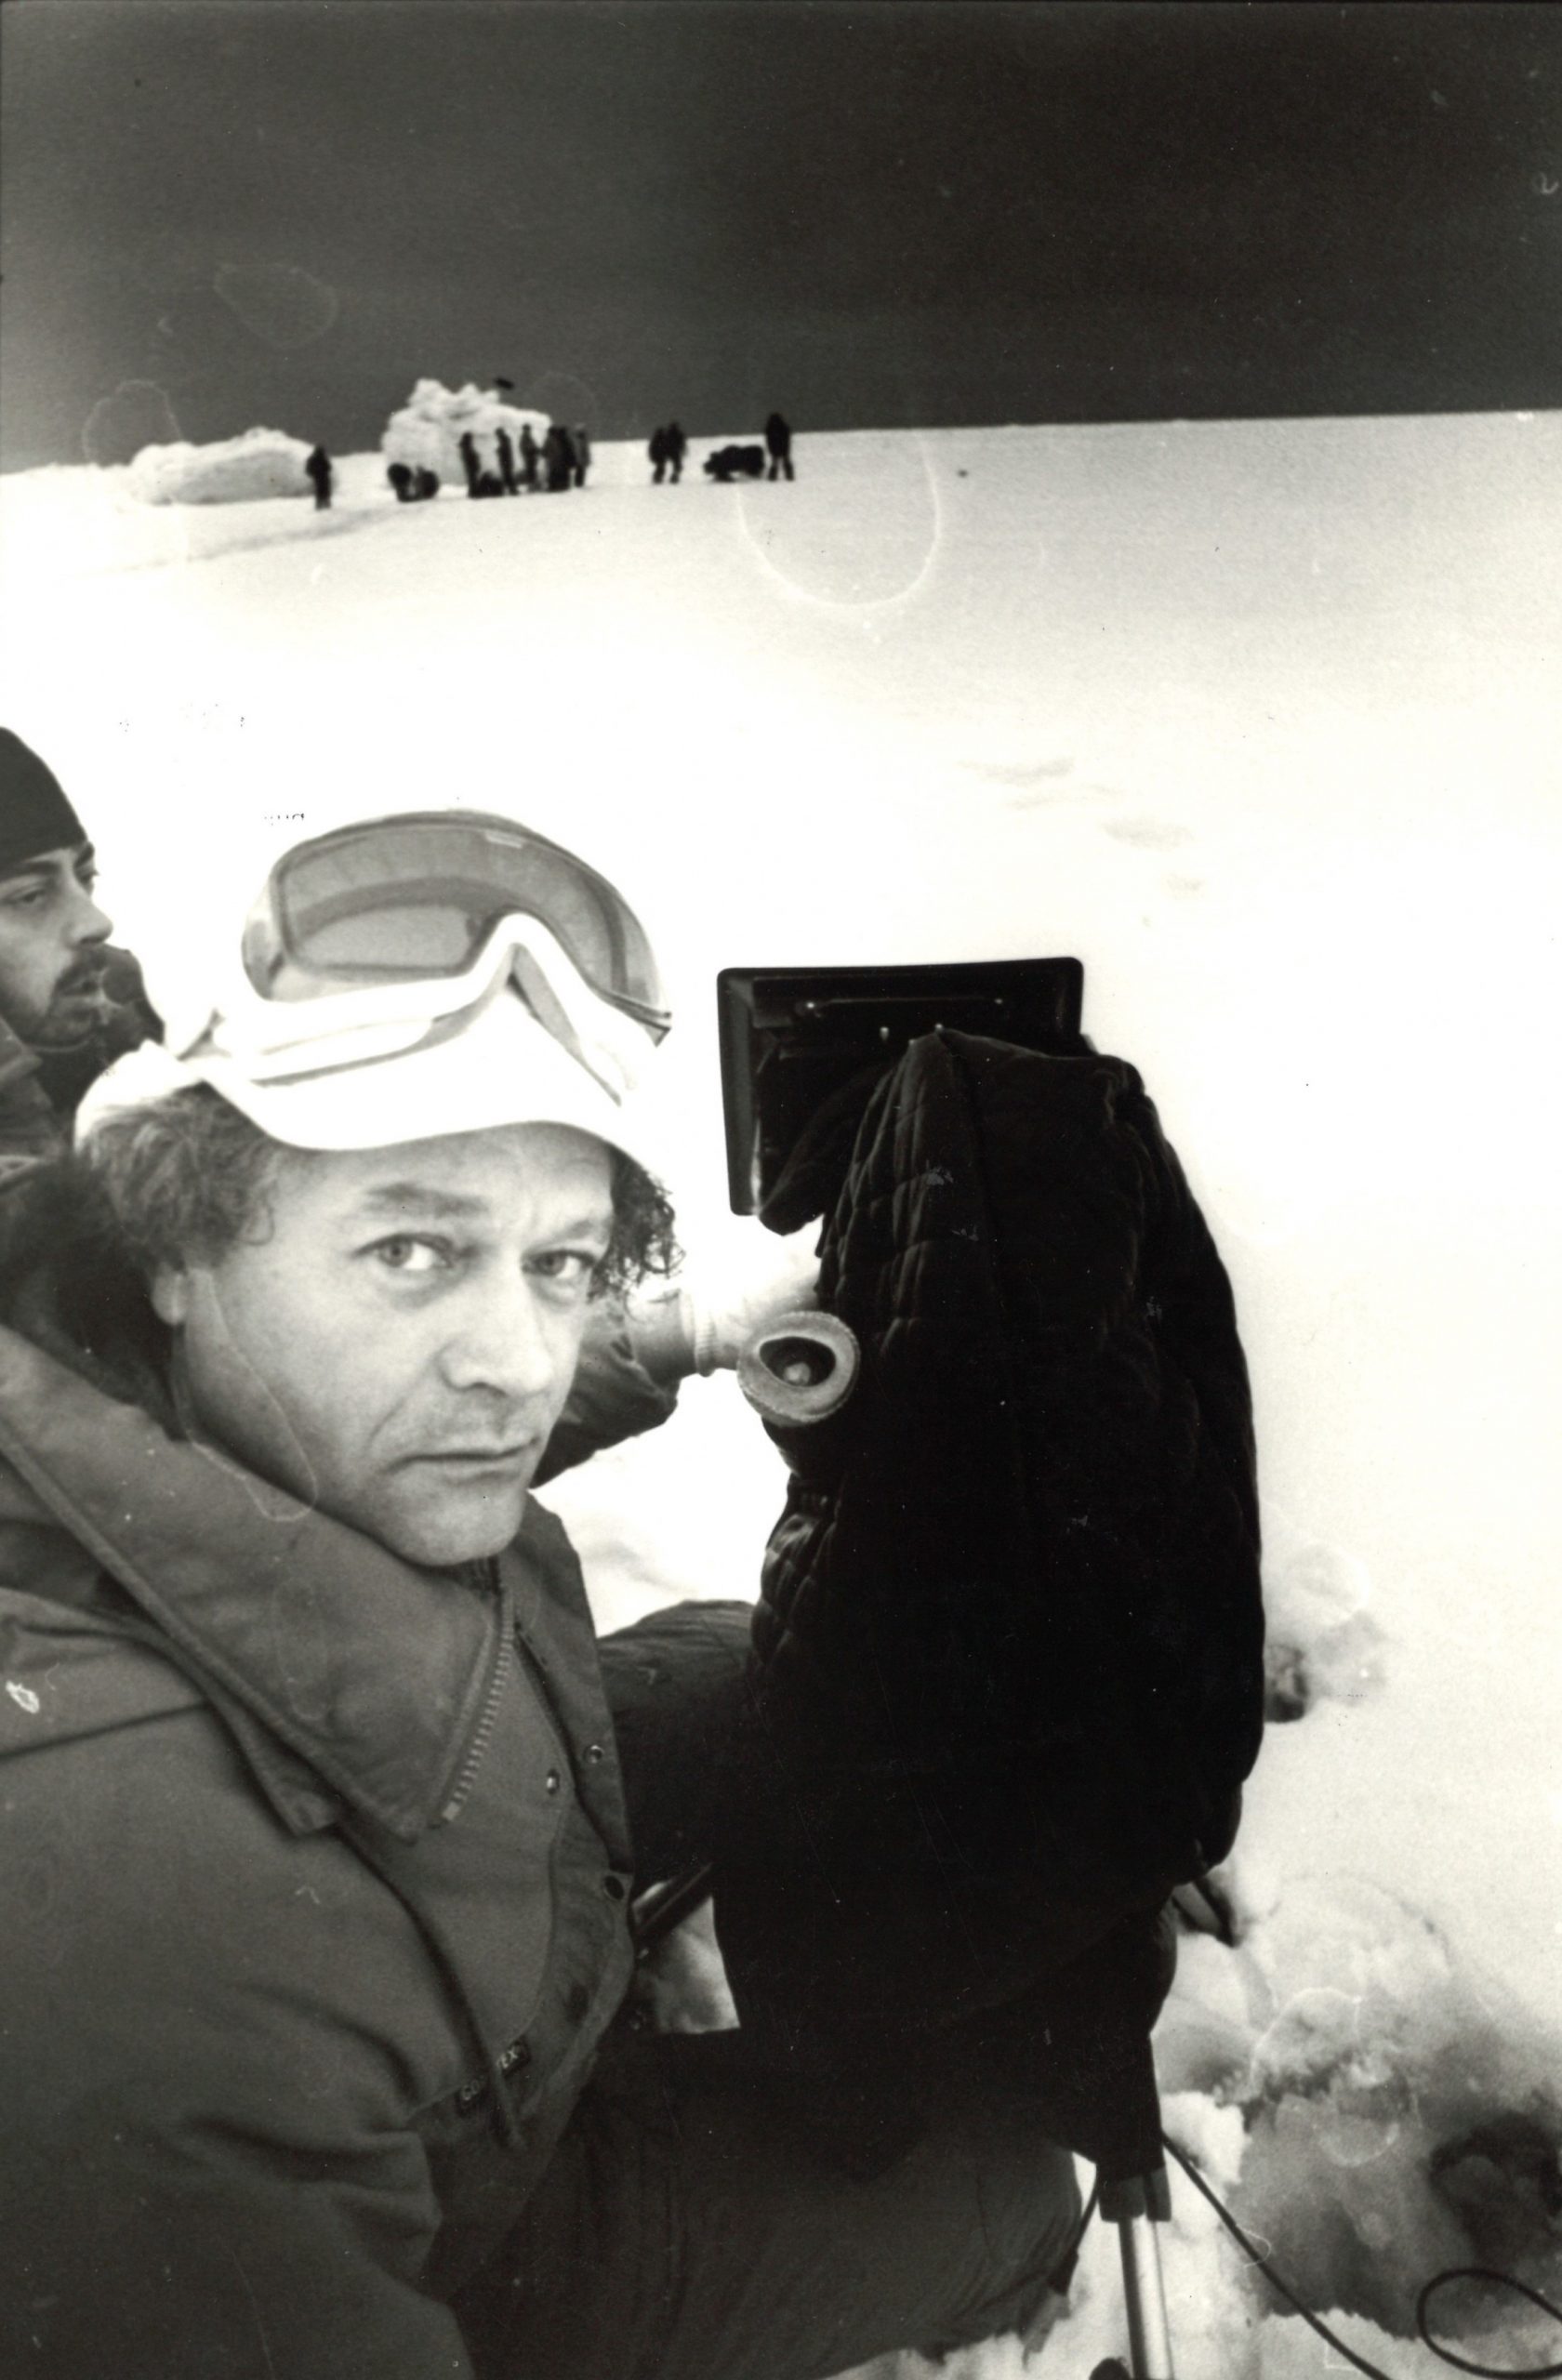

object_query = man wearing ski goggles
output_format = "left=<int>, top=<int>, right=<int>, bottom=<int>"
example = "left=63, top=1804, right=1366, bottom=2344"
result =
left=0, top=807, right=1077, bottom=2380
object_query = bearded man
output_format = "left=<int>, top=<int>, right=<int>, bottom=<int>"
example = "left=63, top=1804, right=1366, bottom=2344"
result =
left=0, top=726, right=157, bottom=1179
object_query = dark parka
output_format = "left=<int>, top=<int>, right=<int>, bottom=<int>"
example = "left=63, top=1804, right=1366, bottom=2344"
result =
left=0, top=1170, right=675, bottom=2380
left=714, top=1031, right=1264, bottom=2082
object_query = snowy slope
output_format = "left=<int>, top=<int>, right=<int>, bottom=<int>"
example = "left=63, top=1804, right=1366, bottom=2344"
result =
left=2, top=415, right=1559, bottom=2376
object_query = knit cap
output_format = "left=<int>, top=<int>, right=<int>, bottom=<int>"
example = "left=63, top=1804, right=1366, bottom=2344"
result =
left=0, top=731, right=87, bottom=876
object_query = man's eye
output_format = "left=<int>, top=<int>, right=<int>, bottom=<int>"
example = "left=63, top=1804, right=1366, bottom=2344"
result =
left=1, top=887, right=47, bottom=911
left=529, top=1250, right=598, bottom=1288
left=371, top=1237, right=446, bottom=1275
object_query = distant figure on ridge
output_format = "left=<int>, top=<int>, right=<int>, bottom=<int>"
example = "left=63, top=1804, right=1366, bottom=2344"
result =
left=495, top=427, right=519, bottom=496
left=574, top=426, right=591, bottom=488
left=765, top=412, right=795, bottom=482
left=520, top=424, right=540, bottom=491
left=415, top=467, right=441, bottom=501
left=664, top=421, right=687, bottom=483
left=457, top=432, right=482, bottom=497
left=304, top=445, right=333, bottom=510
left=543, top=423, right=574, bottom=493
left=387, top=461, right=415, bottom=504
left=648, top=426, right=669, bottom=484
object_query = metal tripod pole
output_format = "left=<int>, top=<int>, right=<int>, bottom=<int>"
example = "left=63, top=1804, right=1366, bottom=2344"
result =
left=1098, top=2168, right=1174, bottom=2380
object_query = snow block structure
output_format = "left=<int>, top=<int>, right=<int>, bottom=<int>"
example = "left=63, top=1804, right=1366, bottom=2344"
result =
left=380, top=379, right=549, bottom=491
left=127, top=428, right=316, bottom=506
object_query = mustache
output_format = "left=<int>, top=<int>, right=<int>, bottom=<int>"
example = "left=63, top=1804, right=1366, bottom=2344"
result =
left=57, top=956, right=110, bottom=996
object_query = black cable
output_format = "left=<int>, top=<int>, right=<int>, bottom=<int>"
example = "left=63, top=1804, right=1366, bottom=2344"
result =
left=1047, top=2174, right=1101, bottom=2299
left=1161, top=2135, right=1397, bottom=2380
left=1160, top=2135, right=1562, bottom=2380
left=631, top=1860, right=715, bottom=1952
left=1415, top=2275, right=1562, bottom=2380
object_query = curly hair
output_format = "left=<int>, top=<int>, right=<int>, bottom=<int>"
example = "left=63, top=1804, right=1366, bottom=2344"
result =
left=83, top=1087, right=285, bottom=1276
left=602, top=1145, right=680, bottom=1297
left=83, top=1084, right=680, bottom=1297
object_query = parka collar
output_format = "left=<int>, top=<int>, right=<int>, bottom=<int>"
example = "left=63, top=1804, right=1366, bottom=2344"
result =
left=0, top=1324, right=510, bottom=1843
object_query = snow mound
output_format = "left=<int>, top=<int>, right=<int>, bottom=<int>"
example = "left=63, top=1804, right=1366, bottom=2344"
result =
left=380, top=377, right=549, bottom=485
left=1148, top=1872, right=1562, bottom=2357
left=128, top=427, right=315, bottom=506
left=1230, top=1878, right=1562, bottom=2337
left=1264, top=1539, right=1388, bottom=1719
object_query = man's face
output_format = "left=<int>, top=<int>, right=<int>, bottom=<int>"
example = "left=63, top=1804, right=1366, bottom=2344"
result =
left=0, top=844, right=115, bottom=1048
left=153, top=1122, right=616, bottom=1567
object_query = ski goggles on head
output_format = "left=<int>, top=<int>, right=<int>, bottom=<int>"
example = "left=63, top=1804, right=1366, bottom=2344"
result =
left=170, top=812, right=669, bottom=1115
left=244, top=812, right=668, bottom=1036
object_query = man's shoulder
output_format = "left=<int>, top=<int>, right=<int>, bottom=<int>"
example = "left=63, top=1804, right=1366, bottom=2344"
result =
left=0, top=1582, right=205, bottom=1760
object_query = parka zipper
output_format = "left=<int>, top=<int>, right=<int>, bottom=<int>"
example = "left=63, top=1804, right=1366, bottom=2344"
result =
left=338, top=1813, right=528, bottom=2150
left=439, top=1614, right=514, bottom=1823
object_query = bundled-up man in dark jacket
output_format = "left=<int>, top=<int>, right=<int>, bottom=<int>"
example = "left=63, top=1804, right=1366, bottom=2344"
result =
left=0, top=807, right=1079, bottom=2380
left=0, top=727, right=158, bottom=1182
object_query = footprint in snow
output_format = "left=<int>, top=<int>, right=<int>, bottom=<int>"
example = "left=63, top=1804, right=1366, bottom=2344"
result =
left=966, top=755, right=1076, bottom=796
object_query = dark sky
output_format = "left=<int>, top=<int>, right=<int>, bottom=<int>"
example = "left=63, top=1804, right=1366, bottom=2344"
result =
left=3, top=1, right=1560, bottom=469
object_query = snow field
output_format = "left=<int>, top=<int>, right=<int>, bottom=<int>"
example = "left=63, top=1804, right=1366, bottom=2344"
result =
left=2, top=411, right=1559, bottom=2376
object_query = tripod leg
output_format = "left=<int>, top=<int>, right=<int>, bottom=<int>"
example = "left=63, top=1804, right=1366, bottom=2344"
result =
left=1119, top=2206, right=1174, bottom=2379
left=1097, top=2168, right=1173, bottom=2380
